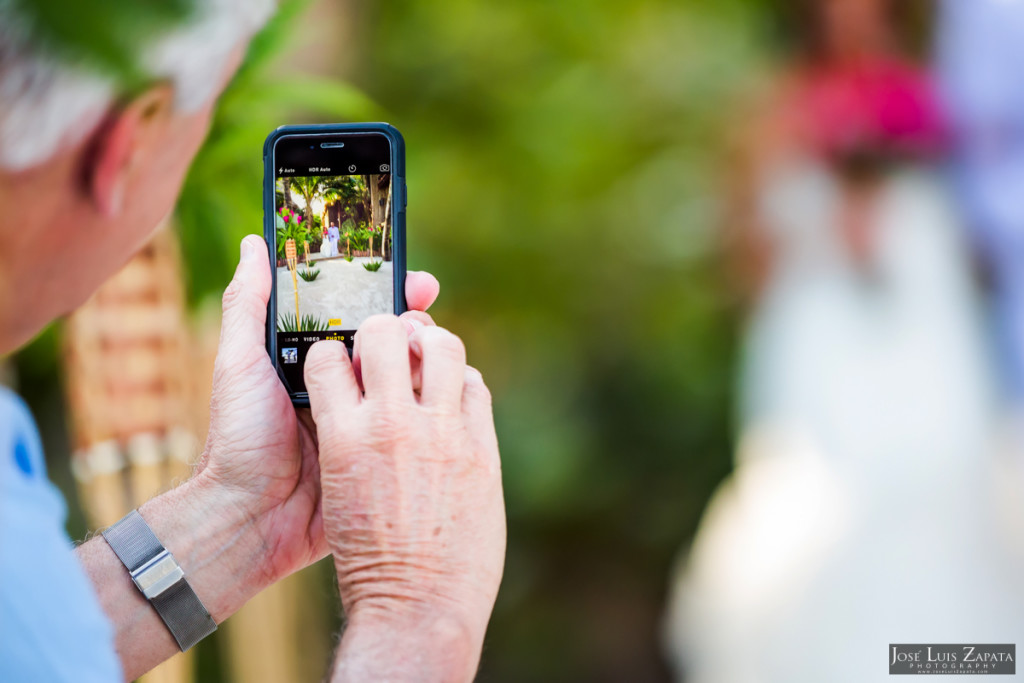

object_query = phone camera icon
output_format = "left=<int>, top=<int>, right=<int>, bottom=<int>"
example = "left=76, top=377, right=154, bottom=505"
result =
left=347, top=164, right=357, bottom=173
left=379, top=164, right=390, bottom=173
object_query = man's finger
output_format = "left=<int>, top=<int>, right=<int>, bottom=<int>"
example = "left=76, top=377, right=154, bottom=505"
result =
left=399, top=310, right=436, bottom=330
left=399, top=311, right=436, bottom=393
left=305, top=341, right=361, bottom=426
left=461, top=366, right=493, bottom=420
left=410, top=326, right=466, bottom=409
left=353, top=315, right=414, bottom=402
left=462, top=365, right=500, bottom=465
left=406, top=271, right=440, bottom=312
left=218, top=235, right=271, bottom=355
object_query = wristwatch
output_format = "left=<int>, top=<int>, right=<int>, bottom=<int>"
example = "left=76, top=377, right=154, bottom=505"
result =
left=102, top=510, right=218, bottom=651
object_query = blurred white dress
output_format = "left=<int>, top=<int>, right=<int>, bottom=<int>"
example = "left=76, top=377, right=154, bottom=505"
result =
left=665, top=162, right=1024, bottom=682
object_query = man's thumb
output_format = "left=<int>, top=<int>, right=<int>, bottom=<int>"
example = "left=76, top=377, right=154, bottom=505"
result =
left=219, top=235, right=271, bottom=354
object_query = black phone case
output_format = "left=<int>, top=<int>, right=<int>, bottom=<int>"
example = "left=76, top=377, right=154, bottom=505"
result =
left=263, top=123, right=407, bottom=406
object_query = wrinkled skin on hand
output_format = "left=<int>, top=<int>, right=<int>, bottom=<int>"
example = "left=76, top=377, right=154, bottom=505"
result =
left=196, top=235, right=444, bottom=586
left=305, top=316, right=506, bottom=674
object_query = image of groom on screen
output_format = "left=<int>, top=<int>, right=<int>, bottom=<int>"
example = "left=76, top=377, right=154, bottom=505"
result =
left=327, top=223, right=340, bottom=257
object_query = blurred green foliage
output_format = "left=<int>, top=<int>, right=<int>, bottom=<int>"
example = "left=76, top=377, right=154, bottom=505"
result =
left=8, top=0, right=193, bottom=84
left=352, top=1, right=769, bottom=680
left=175, top=0, right=380, bottom=303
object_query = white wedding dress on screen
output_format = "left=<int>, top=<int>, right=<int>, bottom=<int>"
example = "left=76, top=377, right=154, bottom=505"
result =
left=664, top=161, right=1024, bottom=683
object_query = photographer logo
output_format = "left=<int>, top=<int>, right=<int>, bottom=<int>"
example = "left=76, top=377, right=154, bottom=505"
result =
left=890, top=644, right=1015, bottom=675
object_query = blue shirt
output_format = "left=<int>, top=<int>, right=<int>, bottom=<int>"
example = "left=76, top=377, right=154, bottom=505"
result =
left=0, top=387, right=121, bottom=681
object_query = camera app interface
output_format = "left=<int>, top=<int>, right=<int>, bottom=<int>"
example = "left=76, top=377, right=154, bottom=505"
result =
left=274, top=134, right=394, bottom=394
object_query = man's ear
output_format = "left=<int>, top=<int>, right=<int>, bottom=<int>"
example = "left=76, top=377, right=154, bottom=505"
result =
left=88, top=85, right=175, bottom=218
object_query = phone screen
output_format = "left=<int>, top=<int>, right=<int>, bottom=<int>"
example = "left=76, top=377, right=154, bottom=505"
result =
left=272, top=133, right=397, bottom=395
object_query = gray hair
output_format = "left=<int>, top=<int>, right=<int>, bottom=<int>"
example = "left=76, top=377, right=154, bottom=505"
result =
left=0, top=0, right=276, bottom=170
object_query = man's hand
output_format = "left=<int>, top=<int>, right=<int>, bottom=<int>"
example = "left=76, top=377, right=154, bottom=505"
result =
left=304, top=318, right=506, bottom=683
left=195, top=235, right=442, bottom=604
left=79, top=235, right=446, bottom=680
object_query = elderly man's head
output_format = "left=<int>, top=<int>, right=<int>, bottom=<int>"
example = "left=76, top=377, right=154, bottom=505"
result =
left=0, top=0, right=275, bottom=353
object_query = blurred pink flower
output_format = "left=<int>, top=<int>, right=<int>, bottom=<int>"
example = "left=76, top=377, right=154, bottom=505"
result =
left=796, top=58, right=948, bottom=163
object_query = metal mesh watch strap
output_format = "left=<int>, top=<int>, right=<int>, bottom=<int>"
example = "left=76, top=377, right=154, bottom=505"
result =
left=149, top=579, right=218, bottom=651
left=102, top=510, right=163, bottom=568
left=102, top=510, right=218, bottom=651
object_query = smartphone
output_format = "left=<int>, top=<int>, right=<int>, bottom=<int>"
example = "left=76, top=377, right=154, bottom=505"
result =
left=263, top=123, right=407, bottom=405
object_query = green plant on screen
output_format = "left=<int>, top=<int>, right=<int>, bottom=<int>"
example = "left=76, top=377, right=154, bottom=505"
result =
left=277, top=312, right=329, bottom=332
